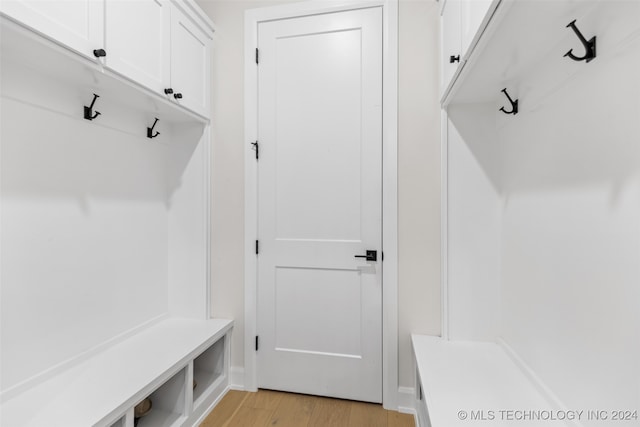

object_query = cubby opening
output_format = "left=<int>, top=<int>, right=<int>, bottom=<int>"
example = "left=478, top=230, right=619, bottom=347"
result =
left=109, top=417, right=126, bottom=427
left=193, top=336, right=226, bottom=406
left=135, top=367, right=187, bottom=427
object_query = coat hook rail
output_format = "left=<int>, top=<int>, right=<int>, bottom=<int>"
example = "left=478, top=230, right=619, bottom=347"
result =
left=84, top=93, right=101, bottom=121
left=499, top=88, right=518, bottom=115
left=147, top=118, right=160, bottom=139
left=564, top=19, right=596, bottom=63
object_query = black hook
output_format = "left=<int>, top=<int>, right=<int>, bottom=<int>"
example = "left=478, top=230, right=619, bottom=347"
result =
left=499, top=88, right=518, bottom=115
left=84, top=93, right=101, bottom=121
left=564, top=19, right=596, bottom=63
left=147, top=118, right=160, bottom=139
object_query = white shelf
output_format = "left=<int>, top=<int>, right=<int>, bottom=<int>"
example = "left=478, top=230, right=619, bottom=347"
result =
left=192, top=337, right=225, bottom=407
left=136, top=409, right=185, bottom=427
left=0, top=14, right=208, bottom=125
left=442, top=0, right=640, bottom=107
left=412, top=335, right=566, bottom=427
left=0, top=318, right=233, bottom=427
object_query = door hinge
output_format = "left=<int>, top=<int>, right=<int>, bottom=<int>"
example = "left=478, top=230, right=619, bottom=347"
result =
left=255, top=335, right=259, bottom=351
left=255, top=240, right=259, bottom=255
left=255, top=48, right=259, bottom=64
left=382, top=251, right=384, bottom=261
left=251, top=141, right=259, bottom=160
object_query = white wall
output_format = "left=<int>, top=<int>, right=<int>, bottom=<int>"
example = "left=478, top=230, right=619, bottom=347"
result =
left=499, top=32, right=640, bottom=413
left=445, top=3, right=640, bottom=415
left=397, top=0, right=442, bottom=388
left=447, top=104, right=501, bottom=342
left=0, top=62, right=169, bottom=394
left=196, top=0, right=442, bottom=391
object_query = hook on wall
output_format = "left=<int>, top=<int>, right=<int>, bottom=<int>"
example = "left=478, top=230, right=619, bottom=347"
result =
left=564, top=19, right=596, bottom=63
left=147, top=118, right=160, bottom=139
left=84, top=93, right=101, bottom=121
left=499, top=88, right=518, bottom=115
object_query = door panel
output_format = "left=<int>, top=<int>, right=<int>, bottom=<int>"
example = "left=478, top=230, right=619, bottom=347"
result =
left=257, top=7, right=383, bottom=403
left=170, top=6, right=210, bottom=115
left=105, top=0, right=170, bottom=93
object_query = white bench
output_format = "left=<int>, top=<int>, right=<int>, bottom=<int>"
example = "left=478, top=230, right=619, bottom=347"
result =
left=411, top=335, right=567, bottom=427
left=1, top=318, right=233, bottom=427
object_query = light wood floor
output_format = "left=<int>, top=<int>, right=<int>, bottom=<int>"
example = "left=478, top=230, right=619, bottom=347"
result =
left=200, top=389, right=415, bottom=427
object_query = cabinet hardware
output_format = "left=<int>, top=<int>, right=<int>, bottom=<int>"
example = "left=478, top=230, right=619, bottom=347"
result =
left=449, top=55, right=460, bottom=63
left=147, top=118, right=160, bottom=139
left=93, top=49, right=106, bottom=58
left=174, top=93, right=183, bottom=99
left=499, top=88, right=518, bottom=115
left=83, top=93, right=101, bottom=121
left=251, top=141, right=259, bottom=160
left=564, top=19, right=596, bottom=63
left=355, top=250, right=377, bottom=262
left=164, top=88, right=174, bottom=95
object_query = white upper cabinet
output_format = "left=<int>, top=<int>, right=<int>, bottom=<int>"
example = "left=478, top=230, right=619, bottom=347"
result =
left=440, top=0, right=493, bottom=94
left=1, top=0, right=213, bottom=117
left=460, top=0, right=493, bottom=57
left=441, top=0, right=461, bottom=92
left=170, top=4, right=211, bottom=116
left=0, top=0, right=105, bottom=59
left=105, top=0, right=171, bottom=94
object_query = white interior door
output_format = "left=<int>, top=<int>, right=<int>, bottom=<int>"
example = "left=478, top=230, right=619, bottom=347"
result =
left=256, top=7, right=383, bottom=403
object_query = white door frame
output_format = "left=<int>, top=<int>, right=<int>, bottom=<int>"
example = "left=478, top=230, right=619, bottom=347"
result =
left=243, top=0, right=399, bottom=410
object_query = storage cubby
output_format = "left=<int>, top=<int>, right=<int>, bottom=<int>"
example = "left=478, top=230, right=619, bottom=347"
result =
left=109, top=417, right=126, bottom=427
left=192, top=336, right=226, bottom=405
left=136, top=367, right=188, bottom=427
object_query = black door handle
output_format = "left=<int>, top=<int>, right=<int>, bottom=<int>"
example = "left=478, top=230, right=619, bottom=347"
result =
left=354, top=250, right=377, bottom=262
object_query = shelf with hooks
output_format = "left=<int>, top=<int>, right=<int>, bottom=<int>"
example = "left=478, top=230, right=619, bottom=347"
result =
left=0, top=15, right=209, bottom=126
left=441, top=0, right=640, bottom=109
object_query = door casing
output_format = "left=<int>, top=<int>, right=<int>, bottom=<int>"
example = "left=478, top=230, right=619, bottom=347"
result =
left=243, top=0, right=399, bottom=410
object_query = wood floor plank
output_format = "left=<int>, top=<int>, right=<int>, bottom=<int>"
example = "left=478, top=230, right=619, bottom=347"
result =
left=226, top=406, right=274, bottom=427
left=307, top=396, right=351, bottom=427
left=199, top=389, right=414, bottom=427
left=200, top=390, right=248, bottom=427
left=267, top=392, right=316, bottom=427
left=243, top=389, right=284, bottom=411
left=348, top=401, right=388, bottom=427
left=388, top=410, right=415, bottom=427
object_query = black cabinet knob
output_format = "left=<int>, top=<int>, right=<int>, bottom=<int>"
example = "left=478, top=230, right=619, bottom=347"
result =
left=174, top=93, right=183, bottom=99
left=93, top=49, right=106, bottom=58
left=164, top=88, right=174, bottom=95
left=449, top=54, right=460, bottom=63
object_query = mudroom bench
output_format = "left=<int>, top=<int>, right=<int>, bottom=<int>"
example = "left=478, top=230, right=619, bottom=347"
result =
left=1, top=319, right=233, bottom=427
left=411, top=335, right=567, bottom=427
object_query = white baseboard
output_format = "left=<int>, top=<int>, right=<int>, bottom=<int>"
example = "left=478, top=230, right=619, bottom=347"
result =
left=229, top=366, right=245, bottom=390
left=397, top=386, right=416, bottom=415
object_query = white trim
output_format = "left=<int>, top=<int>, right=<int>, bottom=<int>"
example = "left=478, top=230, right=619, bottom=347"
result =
left=243, top=0, right=399, bottom=409
left=397, top=386, right=416, bottom=415
left=228, top=367, right=246, bottom=391
left=440, top=109, right=449, bottom=340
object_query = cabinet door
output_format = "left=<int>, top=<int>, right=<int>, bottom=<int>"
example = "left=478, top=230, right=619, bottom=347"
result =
left=105, top=0, right=171, bottom=93
left=0, top=0, right=104, bottom=58
left=441, top=0, right=461, bottom=92
left=460, top=0, right=492, bottom=57
left=170, top=5, right=211, bottom=116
